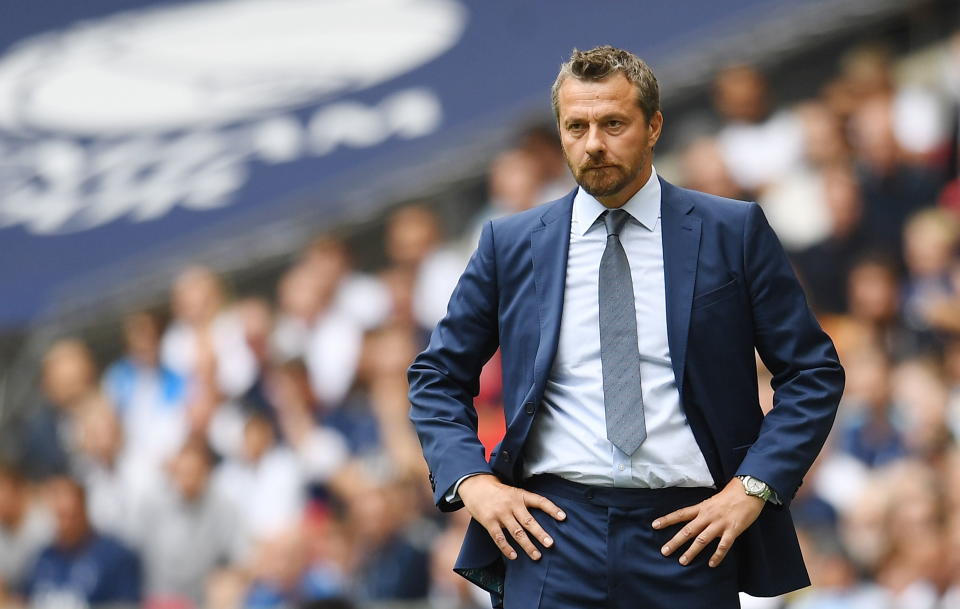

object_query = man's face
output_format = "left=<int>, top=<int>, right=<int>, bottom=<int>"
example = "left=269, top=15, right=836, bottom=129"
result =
left=49, top=479, right=90, bottom=549
left=556, top=73, right=661, bottom=204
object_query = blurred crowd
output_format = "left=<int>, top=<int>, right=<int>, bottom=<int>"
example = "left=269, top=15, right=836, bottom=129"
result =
left=2, top=31, right=960, bottom=609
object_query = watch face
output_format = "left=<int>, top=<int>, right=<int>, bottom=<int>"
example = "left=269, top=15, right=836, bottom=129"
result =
left=745, top=478, right=764, bottom=494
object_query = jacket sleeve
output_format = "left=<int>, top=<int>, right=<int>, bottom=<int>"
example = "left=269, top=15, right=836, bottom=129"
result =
left=408, top=221, right=501, bottom=511
left=734, top=203, right=844, bottom=507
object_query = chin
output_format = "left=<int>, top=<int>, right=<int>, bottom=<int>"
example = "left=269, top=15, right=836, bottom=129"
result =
left=581, top=180, right=625, bottom=198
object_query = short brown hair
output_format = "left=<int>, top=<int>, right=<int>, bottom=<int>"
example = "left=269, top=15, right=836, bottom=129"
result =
left=551, top=45, right=660, bottom=123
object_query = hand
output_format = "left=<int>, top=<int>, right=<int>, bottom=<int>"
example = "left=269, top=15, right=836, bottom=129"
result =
left=652, top=477, right=764, bottom=568
left=458, top=474, right=566, bottom=561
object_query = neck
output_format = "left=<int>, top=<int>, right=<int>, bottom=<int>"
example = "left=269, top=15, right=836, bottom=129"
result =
left=595, top=164, right=653, bottom=209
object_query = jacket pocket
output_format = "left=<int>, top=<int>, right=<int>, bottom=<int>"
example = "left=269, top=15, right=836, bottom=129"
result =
left=692, top=276, right=739, bottom=310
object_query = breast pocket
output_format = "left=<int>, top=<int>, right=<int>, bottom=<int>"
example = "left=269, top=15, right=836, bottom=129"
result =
left=692, top=276, right=740, bottom=310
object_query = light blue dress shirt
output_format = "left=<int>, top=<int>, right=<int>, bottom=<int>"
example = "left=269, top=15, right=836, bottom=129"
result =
left=521, top=167, right=714, bottom=488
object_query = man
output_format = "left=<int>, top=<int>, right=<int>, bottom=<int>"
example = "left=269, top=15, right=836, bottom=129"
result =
left=408, top=46, right=844, bottom=609
left=135, top=438, right=242, bottom=605
left=22, top=476, right=142, bottom=606
left=0, top=464, right=52, bottom=597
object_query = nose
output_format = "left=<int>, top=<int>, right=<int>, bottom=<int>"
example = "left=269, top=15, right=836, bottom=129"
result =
left=585, top=124, right=605, bottom=159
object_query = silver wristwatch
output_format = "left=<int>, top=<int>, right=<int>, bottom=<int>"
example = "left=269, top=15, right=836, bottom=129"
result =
left=737, top=475, right=775, bottom=502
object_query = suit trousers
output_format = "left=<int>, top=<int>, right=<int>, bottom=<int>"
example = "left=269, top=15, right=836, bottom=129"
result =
left=503, top=475, right=741, bottom=609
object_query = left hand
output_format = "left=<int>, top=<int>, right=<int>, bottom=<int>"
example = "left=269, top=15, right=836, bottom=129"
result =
left=652, top=477, right=764, bottom=568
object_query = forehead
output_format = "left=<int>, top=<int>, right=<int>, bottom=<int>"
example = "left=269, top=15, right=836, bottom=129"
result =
left=557, top=73, right=639, bottom=119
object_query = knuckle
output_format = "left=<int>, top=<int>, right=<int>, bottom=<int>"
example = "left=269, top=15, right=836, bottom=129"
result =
left=493, top=533, right=506, bottom=543
left=695, top=536, right=707, bottom=545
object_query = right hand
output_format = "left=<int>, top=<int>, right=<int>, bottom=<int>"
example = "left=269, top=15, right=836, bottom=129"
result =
left=457, top=474, right=566, bottom=561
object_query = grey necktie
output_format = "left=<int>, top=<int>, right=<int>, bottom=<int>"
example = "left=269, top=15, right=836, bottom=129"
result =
left=599, top=209, right=647, bottom=455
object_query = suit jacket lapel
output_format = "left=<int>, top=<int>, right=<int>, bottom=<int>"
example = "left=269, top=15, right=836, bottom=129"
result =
left=530, top=189, right=575, bottom=392
left=659, top=177, right=701, bottom=399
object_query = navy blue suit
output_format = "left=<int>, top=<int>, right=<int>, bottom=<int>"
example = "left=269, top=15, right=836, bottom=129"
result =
left=408, top=178, right=844, bottom=605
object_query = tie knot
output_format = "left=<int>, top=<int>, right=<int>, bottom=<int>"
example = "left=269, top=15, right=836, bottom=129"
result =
left=603, top=209, right=630, bottom=237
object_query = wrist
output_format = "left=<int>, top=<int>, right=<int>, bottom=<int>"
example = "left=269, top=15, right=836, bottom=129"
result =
left=458, top=473, right=497, bottom=500
left=736, top=475, right=776, bottom=503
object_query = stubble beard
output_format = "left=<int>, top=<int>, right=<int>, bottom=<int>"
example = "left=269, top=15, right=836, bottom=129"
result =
left=567, top=151, right=647, bottom=199
left=576, top=164, right=631, bottom=198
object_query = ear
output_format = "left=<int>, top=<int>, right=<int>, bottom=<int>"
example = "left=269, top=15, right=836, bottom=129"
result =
left=647, top=110, right=663, bottom=148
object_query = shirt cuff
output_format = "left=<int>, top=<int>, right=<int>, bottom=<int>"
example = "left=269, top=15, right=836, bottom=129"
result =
left=444, top=473, right=485, bottom=504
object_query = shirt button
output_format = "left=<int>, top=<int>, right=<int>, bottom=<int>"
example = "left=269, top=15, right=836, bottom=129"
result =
left=617, top=464, right=625, bottom=471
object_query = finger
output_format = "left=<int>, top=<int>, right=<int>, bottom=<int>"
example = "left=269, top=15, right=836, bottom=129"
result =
left=514, top=506, right=554, bottom=548
left=652, top=504, right=699, bottom=529
left=503, top=516, right=543, bottom=560
left=484, top=522, right=517, bottom=560
left=679, top=522, right=723, bottom=566
left=708, top=529, right=737, bottom=568
left=661, top=517, right=708, bottom=557
left=522, top=490, right=566, bottom=521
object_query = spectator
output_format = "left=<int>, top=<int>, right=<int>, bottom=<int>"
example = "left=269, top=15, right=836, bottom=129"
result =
left=243, top=525, right=339, bottom=609
left=791, top=165, right=871, bottom=313
left=679, top=136, right=745, bottom=201
left=850, top=97, right=944, bottom=268
left=713, top=63, right=806, bottom=194
left=323, top=324, right=423, bottom=475
left=900, top=208, right=960, bottom=350
left=428, top=510, right=487, bottom=609
left=837, top=349, right=907, bottom=468
left=272, top=263, right=364, bottom=410
left=103, top=311, right=189, bottom=471
left=842, top=256, right=914, bottom=357
left=346, top=479, right=432, bottom=604
left=300, top=235, right=391, bottom=331
left=135, top=438, right=243, bottom=607
left=385, top=204, right=464, bottom=330
left=0, top=464, right=53, bottom=599
left=18, top=339, right=100, bottom=481
left=872, top=462, right=944, bottom=609
left=230, top=297, right=287, bottom=439
left=72, top=400, right=155, bottom=544
left=758, top=103, right=843, bottom=251
left=161, top=266, right=258, bottom=400
left=473, top=148, right=545, bottom=220
left=212, top=413, right=304, bottom=540
left=516, top=123, right=575, bottom=203
left=891, top=358, right=953, bottom=462
left=266, top=359, right=349, bottom=487
left=23, top=477, right=142, bottom=606
left=789, top=531, right=890, bottom=609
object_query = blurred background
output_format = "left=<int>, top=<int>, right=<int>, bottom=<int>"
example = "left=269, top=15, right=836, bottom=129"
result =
left=0, top=0, right=959, bottom=607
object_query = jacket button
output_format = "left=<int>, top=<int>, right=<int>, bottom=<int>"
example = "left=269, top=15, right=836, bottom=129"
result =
left=525, top=402, right=535, bottom=415
left=502, top=450, right=511, bottom=463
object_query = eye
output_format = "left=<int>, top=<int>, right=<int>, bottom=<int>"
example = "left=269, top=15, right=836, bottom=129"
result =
left=607, top=119, right=623, bottom=128
left=567, top=122, right=584, bottom=132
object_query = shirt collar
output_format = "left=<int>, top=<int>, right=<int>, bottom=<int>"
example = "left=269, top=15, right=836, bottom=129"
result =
left=573, top=166, right=661, bottom=236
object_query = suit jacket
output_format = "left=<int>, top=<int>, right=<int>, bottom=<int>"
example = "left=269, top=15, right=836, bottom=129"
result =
left=408, top=177, right=844, bottom=603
